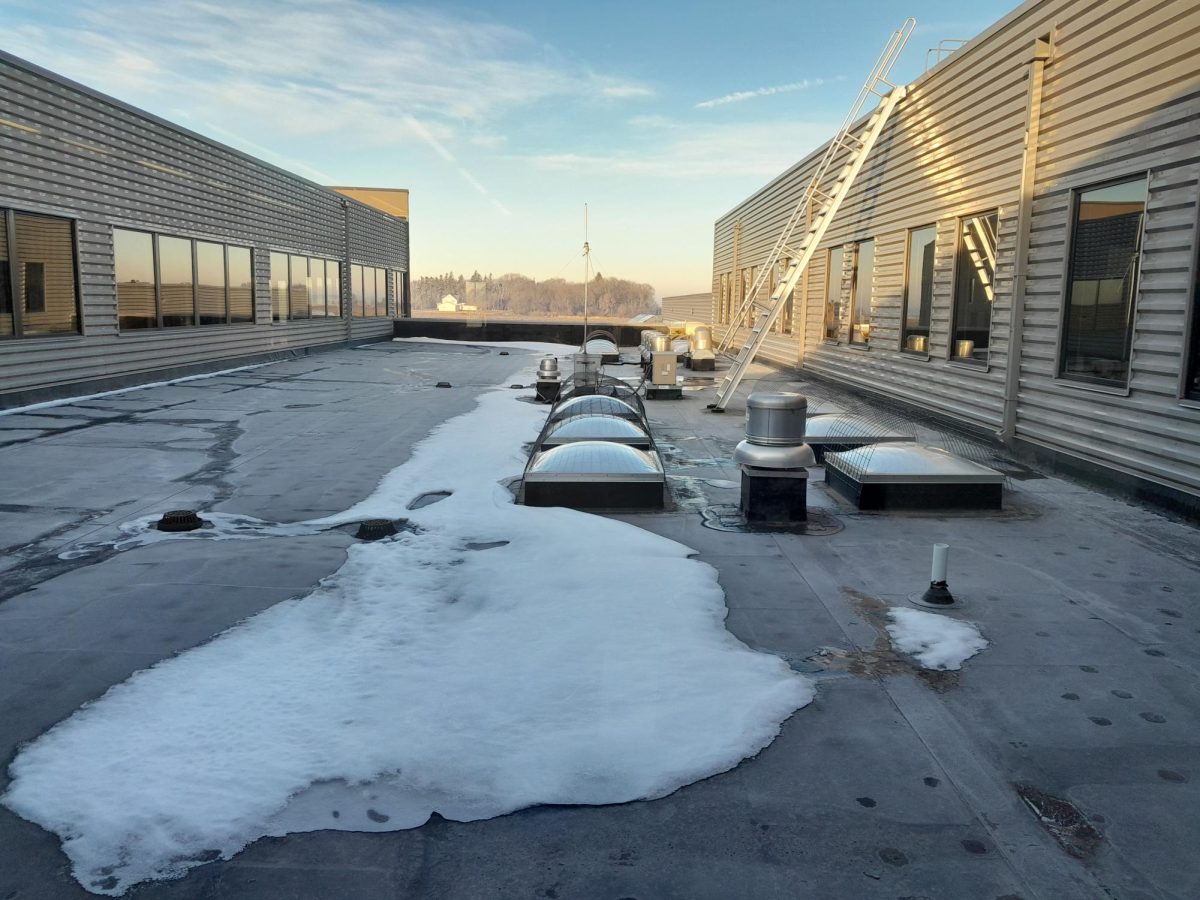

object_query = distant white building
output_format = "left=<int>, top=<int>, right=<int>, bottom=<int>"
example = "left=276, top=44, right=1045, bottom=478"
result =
left=437, top=294, right=459, bottom=312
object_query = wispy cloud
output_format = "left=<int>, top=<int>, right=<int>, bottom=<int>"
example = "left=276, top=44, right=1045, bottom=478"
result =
left=696, top=77, right=834, bottom=109
left=530, top=120, right=839, bottom=180
left=3, top=0, right=643, bottom=208
left=600, top=84, right=654, bottom=99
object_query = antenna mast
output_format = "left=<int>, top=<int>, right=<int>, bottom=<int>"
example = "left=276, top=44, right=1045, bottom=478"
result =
left=582, top=203, right=590, bottom=350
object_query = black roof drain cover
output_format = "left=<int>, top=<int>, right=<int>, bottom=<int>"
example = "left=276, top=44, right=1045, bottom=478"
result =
left=356, top=519, right=399, bottom=541
left=156, top=510, right=207, bottom=532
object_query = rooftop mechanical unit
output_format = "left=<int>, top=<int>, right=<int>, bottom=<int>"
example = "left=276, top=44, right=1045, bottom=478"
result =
left=686, top=326, right=715, bottom=371
left=824, top=445, right=1005, bottom=510
left=523, top=441, right=666, bottom=509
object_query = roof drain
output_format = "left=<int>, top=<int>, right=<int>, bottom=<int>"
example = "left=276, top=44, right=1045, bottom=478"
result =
left=155, top=510, right=207, bottom=532
left=355, top=519, right=399, bottom=541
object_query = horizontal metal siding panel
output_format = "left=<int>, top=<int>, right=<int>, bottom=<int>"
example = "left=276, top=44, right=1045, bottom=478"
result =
left=0, top=54, right=409, bottom=399
left=660, top=296, right=713, bottom=322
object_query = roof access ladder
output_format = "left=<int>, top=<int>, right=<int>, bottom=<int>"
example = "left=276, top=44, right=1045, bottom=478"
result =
left=710, top=18, right=916, bottom=411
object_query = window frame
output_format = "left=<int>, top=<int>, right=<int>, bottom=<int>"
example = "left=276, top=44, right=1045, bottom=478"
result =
left=1, top=207, right=83, bottom=340
left=1054, top=173, right=1149, bottom=390
left=946, top=209, right=1000, bottom=366
left=1178, top=204, right=1200, bottom=403
left=823, top=246, right=845, bottom=343
left=899, top=223, right=937, bottom=354
left=849, top=238, right=874, bottom=347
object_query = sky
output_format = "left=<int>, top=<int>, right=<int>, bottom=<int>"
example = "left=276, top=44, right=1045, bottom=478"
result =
left=1, top=0, right=1020, bottom=297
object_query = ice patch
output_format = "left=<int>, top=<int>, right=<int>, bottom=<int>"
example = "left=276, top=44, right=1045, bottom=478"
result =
left=886, top=607, right=988, bottom=671
left=4, top=358, right=813, bottom=896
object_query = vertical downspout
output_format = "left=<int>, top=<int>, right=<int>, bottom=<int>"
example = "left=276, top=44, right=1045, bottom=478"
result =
left=341, top=197, right=351, bottom=337
left=730, top=219, right=742, bottom=336
left=1001, top=33, right=1054, bottom=442
left=796, top=197, right=814, bottom=368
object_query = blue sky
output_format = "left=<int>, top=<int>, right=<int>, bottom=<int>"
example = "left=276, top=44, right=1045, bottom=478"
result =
left=2, top=0, right=1020, bottom=296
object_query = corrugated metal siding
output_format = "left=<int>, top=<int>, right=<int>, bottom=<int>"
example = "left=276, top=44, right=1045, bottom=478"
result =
left=1014, top=0, right=1200, bottom=495
left=712, top=0, right=1200, bottom=499
left=0, top=52, right=407, bottom=400
left=660, top=293, right=712, bottom=323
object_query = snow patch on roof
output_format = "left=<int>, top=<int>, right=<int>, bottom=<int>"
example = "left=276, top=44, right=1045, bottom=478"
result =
left=886, top=607, right=989, bottom=671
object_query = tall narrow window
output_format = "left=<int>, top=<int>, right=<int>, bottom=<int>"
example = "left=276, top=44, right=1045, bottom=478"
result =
left=1059, top=177, right=1147, bottom=385
left=902, top=225, right=936, bottom=351
left=196, top=240, right=226, bottom=325
left=1187, top=244, right=1200, bottom=400
left=824, top=246, right=845, bottom=340
left=289, top=254, right=310, bottom=319
left=351, top=264, right=364, bottom=316
left=775, top=258, right=794, bottom=334
left=309, top=258, right=327, bottom=318
left=271, top=252, right=289, bottom=321
left=15, top=213, right=78, bottom=335
left=158, top=236, right=194, bottom=327
left=115, top=228, right=156, bottom=330
left=850, top=239, right=874, bottom=345
left=951, top=212, right=998, bottom=363
left=327, top=261, right=342, bottom=316
left=741, top=267, right=755, bottom=326
left=0, top=216, right=11, bottom=338
left=228, top=246, right=254, bottom=323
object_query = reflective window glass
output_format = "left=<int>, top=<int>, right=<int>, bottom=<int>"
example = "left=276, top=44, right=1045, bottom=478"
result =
left=289, top=254, right=310, bottom=318
left=196, top=240, right=226, bottom=325
left=115, top=228, right=156, bottom=330
left=824, top=247, right=844, bottom=340
left=951, top=212, right=998, bottom=362
left=351, top=264, right=364, bottom=317
left=271, top=252, right=289, bottom=321
left=903, top=225, right=937, bottom=351
left=850, top=239, right=874, bottom=345
left=15, top=214, right=78, bottom=335
left=158, top=235, right=194, bottom=327
left=1060, top=178, right=1147, bottom=385
left=309, top=258, right=326, bottom=317
left=1187, top=246, right=1200, bottom=400
left=365, top=267, right=378, bottom=317
left=327, top=261, right=342, bottom=316
left=0, top=216, right=11, bottom=337
left=228, top=246, right=254, bottom=323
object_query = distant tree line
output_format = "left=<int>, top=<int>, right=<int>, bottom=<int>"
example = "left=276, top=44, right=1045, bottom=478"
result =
left=412, top=270, right=657, bottom=318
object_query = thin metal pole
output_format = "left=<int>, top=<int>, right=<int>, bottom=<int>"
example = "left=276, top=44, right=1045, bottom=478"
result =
left=582, top=203, right=590, bottom=350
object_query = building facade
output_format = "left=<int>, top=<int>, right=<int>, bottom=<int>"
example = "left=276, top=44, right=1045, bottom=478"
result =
left=712, top=0, right=1200, bottom=514
left=660, top=292, right=712, bottom=324
left=0, top=51, right=409, bottom=407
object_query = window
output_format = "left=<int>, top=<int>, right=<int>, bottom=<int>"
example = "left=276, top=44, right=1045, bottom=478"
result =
left=271, top=252, right=289, bottom=321
left=327, top=261, right=342, bottom=316
left=228, top=246, right=254, bottom=323
left=5, top=211, right=79, bottom=338
left=349, top=265, right=389, bottom=317
left=824, top=246, right=845, bottom=341
left=116, top=229, right=254, bottom=330
left=115, top=229, right=155, bottom=329
left=951, top=212, right=998, bottom=363
left=1187, top=240, right=1200, bottom=400
left=289, top=254, right=310, bottom=319
left=158, top=236, right=194, bottom=328
left=850, top=239, right=874, bottom=345
left=1059, top=176, right=1147, bottom=385
left=740, top=266, right=755, bottom=326
left=196, top=241, right=226, bottom=325
left=309, top=259, right=327, bottom=318
left=774, top=258, right=794, bottom=334
left=902, top=225, right=936, bottom=351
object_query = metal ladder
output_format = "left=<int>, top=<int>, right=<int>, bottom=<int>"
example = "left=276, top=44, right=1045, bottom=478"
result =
left=710, top=18, right=916, bottom=411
